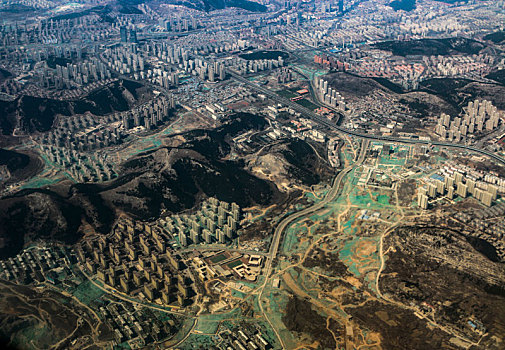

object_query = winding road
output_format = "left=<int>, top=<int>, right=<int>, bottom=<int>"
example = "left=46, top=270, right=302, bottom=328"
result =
left=264, top=139, right=369, bottom=278
left=228, top=71, right=505, bottom=166
left=258, top=139, right=369, bottom=349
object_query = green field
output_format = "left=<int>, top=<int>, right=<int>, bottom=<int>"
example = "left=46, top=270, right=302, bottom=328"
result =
left=209, top=254, right=227, bottom=264
left=20, top=176, right=61, bottom=189
left=295, top=99, right=318, bottom=110
left=72, top=280, right=105, bottom=305
left=194, top=319, right=220, bottom=334
left=277, top=89, right=297, bottom=99
left=227, top=260, right=243, bottom=269
left=231, top=289, right=246, bottom=299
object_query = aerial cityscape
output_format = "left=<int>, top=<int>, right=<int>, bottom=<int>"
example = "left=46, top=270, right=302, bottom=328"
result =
left=0, top=0, right=505, bottom=349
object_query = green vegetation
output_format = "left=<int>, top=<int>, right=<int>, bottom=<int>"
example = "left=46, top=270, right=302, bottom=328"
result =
left=210, top=253, right=227, bottom=263
left=295, top=99, right=318, bottom=110
left=379, top=156, right=406, bottom=166
left=231, top=289, right=246, bottom=299
left=277, top=89, right=297, bottom=99
left=179, top=334, right=215, bottom=350
left=72, top=280, right=105, bottom=305
left=377, top=194, right=391, bottom=205
left=20, top=175, right=61, bottom=189
left=282, top=225, right=302, bottom=254
left=227, top=260, right=243, bottom=269
left=194, top=319, right=220, bottom=334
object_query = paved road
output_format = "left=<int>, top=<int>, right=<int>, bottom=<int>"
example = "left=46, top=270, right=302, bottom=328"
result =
left=263, top=139, right=369, bottom=280
left=78, top=265, right=188, bottom=317
left=257, top=139, right=369, bottom=349
left=228, top=71, right=505, bottom=166
left=180, top=247, right=269, bottom=257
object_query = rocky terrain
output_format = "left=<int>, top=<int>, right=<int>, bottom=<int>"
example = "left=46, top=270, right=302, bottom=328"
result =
left=0, top=113, right=335, bottom=258
left=326, top=72, right=459, bottom=120
left=0, top=79, right=152, bottom=135
left=418, top=78, right=505, bottom=110
left=248, top=138, right=334, bottom=190
left=374, top=37, right=486, bottom=56
left=172, top=0, right=267, bottom=12
left=0, top=149, right=43, bottom=189
left=379, top=224, right=505, bottom=349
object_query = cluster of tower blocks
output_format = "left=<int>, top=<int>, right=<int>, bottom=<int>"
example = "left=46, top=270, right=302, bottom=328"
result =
left=162, top=198, right=241, bottom=247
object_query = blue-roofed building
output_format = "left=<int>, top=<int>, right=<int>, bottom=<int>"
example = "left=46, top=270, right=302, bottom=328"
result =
left=430, top=174, right=445, bottom=182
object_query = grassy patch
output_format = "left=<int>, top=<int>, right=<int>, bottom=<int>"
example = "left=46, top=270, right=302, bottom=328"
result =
left=277, top=89, right=297, bottom=99
left=295, top=99, right=318, bottom=110
left=209, top=254, right=227, bottom=264
left=227, top=260, right=243, bottom=269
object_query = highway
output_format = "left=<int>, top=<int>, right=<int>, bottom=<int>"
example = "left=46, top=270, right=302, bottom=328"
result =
left=263, top=139, right=369, bottom=279
left=228, top=71, right=505, bottom=166
left=257, top=139, right=369, bottom=349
